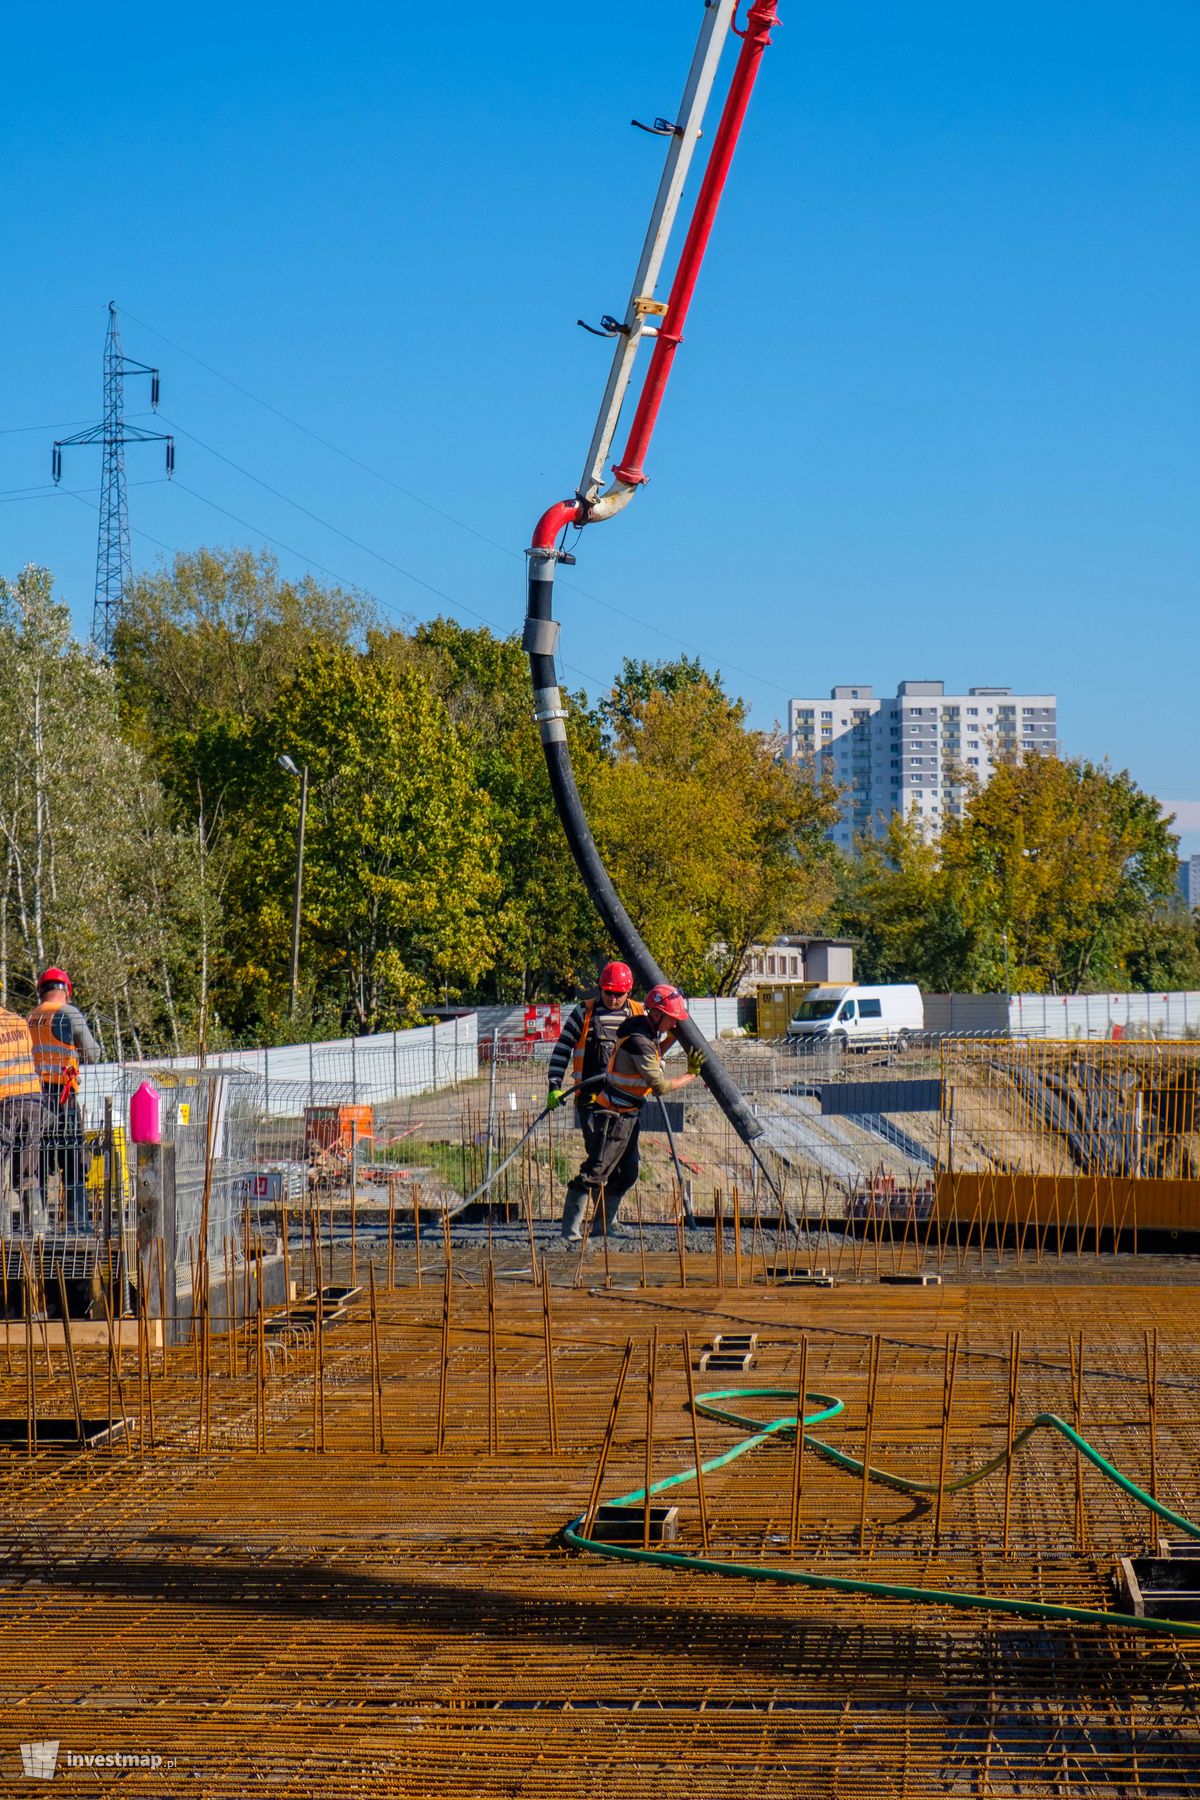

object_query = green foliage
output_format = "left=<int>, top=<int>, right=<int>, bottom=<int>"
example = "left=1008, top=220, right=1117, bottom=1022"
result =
left=1125, top=910, right=1200, bottom=992
left=194, top=641, right=500, bottom=1038
left=401, top=618, right=608, bottom=998
left=13, top=545, right=1192, bottom=1055
left=600, top=654, right=730, bottom=742
left=834, top=755, right=1182, bottom=994
left=833, top=816, right=974, bottom=991
left=0, top=566, right=206, bottom=1052
left=595, top=680, right=840, bottom=993
left=116, top=546, right=374, bottom=757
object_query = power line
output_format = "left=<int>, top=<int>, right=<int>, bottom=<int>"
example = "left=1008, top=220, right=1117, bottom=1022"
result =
left=120, top=308, right=793, bottom=700
left=0, top=477, right=167, bottom=506
left=0, top=482, right=91, bottom=500
left=166, top=478, right=600, bottom=687
left=153, top=415, right=607, bottom=681
left=160, top=414, right=497, bottom=615
left=122, top=308, right=511, bottom=559
left=60, top=485, right=181, bottom=561
left=161, top=407, right=793, bottom=702
left=60, top=471, right=603, bottom=689
left=0, top=417, right=145, bottom=437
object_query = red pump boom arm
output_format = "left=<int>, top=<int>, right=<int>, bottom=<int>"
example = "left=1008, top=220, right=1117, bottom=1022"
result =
left=524, top=2, right=781, bottom=1164
left=532, top=0, right=780, bottom=550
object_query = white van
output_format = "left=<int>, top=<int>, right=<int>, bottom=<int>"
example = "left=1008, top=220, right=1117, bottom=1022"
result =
left=788, top=984, right=923, bottom=1051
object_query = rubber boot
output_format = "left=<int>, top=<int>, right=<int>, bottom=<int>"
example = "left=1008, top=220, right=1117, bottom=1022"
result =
left=560, top=1183, right=590, bottom=1244
left=600, top=1190, right=626, bottom=1235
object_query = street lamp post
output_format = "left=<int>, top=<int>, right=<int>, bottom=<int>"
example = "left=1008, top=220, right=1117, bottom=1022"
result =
left=279, top=755, right=309, bottom=1018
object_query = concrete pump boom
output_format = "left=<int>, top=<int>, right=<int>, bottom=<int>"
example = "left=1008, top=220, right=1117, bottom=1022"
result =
left=524, top=1, right=781, bottom=1163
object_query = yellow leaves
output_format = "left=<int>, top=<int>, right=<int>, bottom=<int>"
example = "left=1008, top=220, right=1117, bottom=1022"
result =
left=592, top=682, right=839, bottom=992
left=843, top=755, right=1182, bottom=994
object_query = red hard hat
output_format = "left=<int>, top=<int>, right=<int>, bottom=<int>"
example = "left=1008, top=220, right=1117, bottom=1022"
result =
left=38, top=966, right=72, bottom=999
left=599, top=961, right=634, bottom=994
left=645, top=983, right=688, bottom=1024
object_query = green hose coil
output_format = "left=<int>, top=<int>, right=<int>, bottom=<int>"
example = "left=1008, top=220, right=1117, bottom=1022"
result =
left=564, top=1386, right=1200, bottom=1641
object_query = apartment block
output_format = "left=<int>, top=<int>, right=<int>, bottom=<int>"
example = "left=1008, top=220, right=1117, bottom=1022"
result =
left=1178, top=855, right=1200, bottom=912
left=789, top=679, right=1059, bottom=850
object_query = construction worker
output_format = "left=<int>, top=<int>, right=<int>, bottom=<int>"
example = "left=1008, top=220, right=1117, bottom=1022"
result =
left=552, top=981, right=703, bottom=1243
left=28, top=968, right=100, bottom=1234
left=0, top=1005, right=44, bottom=1235
left=548, top=961, right=644, bottom=1241
left=548, top=959, right=642, bottom=1122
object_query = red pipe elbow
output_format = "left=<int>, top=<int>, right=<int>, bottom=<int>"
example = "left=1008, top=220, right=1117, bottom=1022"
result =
left=531, top=498, right=583, bottom=552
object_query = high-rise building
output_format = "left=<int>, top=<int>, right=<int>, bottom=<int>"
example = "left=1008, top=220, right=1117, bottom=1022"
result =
left=1178, top=855, right=1200, bottom=912
left=789, top=680, right=1059, bottom=850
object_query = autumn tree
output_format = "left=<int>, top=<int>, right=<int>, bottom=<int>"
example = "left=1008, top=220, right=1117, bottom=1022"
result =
left=190, top=643, right=500, bottom=1038
left=594, top=672, right=840, bottom=993
left=395, top=618, right=609, bottom=998
left=116, top=546, right=374, bottom=759
left=1124, top=911, right=1200, bottom=992
left=600, top=654, right=720, bottom=741
left=835, top=755, right=1182, bottom=994
left=944, top=757, right=1179, bottom=992
left=0, top=566, right=207, bottom=1053
left=832, top=813, right=975, bottom=991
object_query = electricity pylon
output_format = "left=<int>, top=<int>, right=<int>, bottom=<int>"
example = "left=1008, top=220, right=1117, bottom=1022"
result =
left=53, top=302, right=174, bottom=657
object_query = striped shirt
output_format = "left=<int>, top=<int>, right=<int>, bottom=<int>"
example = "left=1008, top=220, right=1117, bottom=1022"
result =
left=547, top=995, right=637, bottom=1095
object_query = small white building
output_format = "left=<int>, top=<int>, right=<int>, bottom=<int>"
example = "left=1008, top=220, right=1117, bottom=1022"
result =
left=736, top=936, right=855, bottom=996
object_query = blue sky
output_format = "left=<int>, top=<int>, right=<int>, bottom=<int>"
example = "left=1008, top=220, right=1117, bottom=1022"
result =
left=3, top=2, right=1197, bottom=848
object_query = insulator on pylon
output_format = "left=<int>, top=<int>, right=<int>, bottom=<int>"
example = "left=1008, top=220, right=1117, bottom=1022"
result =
left=52, top=445, right=61, bottom=483
left=150, top=371, right=160, bottom=409
left=165, top=439, right=175, bottom=476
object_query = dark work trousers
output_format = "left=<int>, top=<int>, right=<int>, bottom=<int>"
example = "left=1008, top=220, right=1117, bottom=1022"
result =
left=0, top=1096, right=45, bottom=1236
left=578, top=1105, right=642, bottom=1227
left=39, top=1094, right=88, bottom=1234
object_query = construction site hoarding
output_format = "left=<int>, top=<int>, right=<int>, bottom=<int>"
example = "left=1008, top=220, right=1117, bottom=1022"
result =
left=925, top=989, right=1200, bottom=1039
left=934, top=1170, right=1200, bottom=1234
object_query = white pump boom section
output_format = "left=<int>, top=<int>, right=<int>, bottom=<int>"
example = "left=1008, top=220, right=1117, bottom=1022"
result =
left=577, top=0, right=736, bottom=504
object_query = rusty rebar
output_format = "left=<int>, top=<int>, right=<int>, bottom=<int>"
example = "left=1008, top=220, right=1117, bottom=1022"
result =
left=682, top=1330, right=711, bottom=1555
left=582, top=1335, right=634, bottom=1541
left=790, top=1332, right=809, bottom=1551
left=541, top=1259, right=559, bottom=1454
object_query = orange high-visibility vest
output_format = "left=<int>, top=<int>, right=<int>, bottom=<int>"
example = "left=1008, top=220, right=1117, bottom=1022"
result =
left=594, top=1028, right=662, bottom=1115
left=28, top=993, right=80, bottom=1104
left=570, top=997, right=644, bottom=1090
left=0, top=1010, right=41, bottom=1102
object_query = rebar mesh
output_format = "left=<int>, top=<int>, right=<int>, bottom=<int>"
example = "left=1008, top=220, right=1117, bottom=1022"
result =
left=0, top=1264, right=1198, bottom=1795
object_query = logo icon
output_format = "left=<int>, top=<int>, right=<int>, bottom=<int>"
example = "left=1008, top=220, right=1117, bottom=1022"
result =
left=20, top=1741, right=59, bottom=1779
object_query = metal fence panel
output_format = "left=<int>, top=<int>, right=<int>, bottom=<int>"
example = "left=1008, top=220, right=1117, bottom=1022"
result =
left=820, top=1079, right=943, bottom=1116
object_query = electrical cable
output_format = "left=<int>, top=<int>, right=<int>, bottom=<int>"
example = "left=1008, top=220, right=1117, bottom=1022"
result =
left=3, top=476, right=167, bottom=506
left=121, top=309, right=792, bottom=703
left=564, top=1385, right=1200, bottom=1641
left=167, top=473, right=605, bottom=689
left=58, top=485, right=182, bottom=560
left=161, top=415, right=480, bottom=604
left=121, top=308, right=517, bottom=559
left=0, top=418, right=139, bottom=437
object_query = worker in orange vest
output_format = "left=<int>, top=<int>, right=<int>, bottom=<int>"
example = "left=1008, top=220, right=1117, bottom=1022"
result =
left=0, top=1005, right=44, bottom=1234
left=552, top=981, right=703, bottom=1243
left=28, top=967, right=101, bottom=1234
left=548, top=961, right=644, bottom=1241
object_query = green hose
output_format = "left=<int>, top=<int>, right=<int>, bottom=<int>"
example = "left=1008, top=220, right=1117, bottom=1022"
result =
left=564, top=1386, right=1200, bottom=1641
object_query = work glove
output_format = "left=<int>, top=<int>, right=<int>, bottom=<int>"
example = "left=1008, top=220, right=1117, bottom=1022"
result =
left=685, top=1048, right=706, bottom=1077
left=546, top=1088, right=567, bottom=1111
